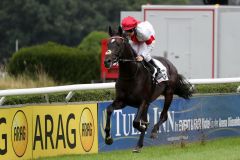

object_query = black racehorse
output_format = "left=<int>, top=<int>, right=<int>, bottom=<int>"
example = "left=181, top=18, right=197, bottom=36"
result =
left=104, top=26, right=193, bottom=152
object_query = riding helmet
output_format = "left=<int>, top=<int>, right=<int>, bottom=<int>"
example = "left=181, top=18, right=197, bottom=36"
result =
left=121, top=16, right=139, bottom=31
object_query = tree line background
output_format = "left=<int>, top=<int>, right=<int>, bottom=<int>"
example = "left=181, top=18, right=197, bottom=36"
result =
left=0, top=0, right=191, bottom=65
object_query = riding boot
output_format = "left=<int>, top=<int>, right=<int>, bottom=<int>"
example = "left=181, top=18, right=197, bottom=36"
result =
left=149, top=59, right=163, bottom=80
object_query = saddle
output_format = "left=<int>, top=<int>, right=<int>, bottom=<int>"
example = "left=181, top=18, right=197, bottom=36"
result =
left=143, top=59, right=169, bottom=83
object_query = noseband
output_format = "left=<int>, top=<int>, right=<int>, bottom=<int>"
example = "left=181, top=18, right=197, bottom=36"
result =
left=108, top=36, right=125, bottom=41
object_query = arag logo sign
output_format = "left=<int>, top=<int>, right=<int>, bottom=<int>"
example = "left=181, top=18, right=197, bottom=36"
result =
left=0, top=117, right=7, bottom=155
left=32, top=104, right=98, bottom=159
left=79, top=108, right=95, bottom=152
left=11, top=110, right=28, bottom=157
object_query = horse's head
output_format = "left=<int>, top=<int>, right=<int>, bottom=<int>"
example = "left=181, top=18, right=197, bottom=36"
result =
left=104, top=26, right=126, bottom=69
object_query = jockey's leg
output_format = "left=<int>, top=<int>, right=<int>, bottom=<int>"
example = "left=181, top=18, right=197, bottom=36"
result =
left=149, top=59, right=163, bottom=80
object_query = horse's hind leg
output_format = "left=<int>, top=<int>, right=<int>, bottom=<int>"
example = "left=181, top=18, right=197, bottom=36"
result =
left=150, top=90, right=173, bottom=139
left=133, top=100, right=148, bottom=132
left=105, top=100, right=125, bottom=145
left=133, top=106, right=149, bottom=153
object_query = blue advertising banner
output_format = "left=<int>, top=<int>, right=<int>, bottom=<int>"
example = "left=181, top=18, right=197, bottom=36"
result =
left=98, top=94, right=240, bottom=151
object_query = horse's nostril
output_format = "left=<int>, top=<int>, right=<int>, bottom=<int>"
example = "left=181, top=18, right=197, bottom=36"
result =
left=104, top=59, right=111, bottom=64
left=104, top=59, right=112, bottom=68
left=104, top=59, right=110, bottom=64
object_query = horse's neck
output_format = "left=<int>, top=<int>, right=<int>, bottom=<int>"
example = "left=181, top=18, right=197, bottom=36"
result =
left=122, top=42, right=136, bottom=59
left=118, top=44, right=138, bottom=78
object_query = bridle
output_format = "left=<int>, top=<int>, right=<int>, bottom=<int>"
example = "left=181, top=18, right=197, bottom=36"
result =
left=107, top=36, right=140, bottom=80
left=107, top=36, right=137, bottom=63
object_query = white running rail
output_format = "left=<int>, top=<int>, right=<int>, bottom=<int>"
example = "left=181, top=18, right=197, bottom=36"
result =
left=0, top=77, right=240, bottom=97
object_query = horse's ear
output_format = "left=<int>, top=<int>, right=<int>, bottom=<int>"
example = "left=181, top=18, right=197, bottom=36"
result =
left=118, top=26, right=123, bottom=36
left=108, top=26, right=113, bottom=36
left=122, top=32, right=129, bottom=42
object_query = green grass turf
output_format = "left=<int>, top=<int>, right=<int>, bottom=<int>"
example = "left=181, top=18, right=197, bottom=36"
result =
left=37, top=136, right=240, bottom=160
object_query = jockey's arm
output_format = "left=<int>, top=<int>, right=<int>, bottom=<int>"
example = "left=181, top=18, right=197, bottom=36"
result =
left=141, top=40, right=155, bottom=62
left=135, top=21, right=156, bottom=62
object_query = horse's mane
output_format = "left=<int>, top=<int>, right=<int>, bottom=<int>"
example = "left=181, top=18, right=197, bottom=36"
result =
left=122, top=34, right=138, bottom=58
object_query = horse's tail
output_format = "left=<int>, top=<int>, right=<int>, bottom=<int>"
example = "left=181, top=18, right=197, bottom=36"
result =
left=174, top=74, right=193, bottom=99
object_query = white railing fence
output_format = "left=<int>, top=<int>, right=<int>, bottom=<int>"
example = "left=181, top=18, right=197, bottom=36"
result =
left=0, top=77, right=240, bottom=105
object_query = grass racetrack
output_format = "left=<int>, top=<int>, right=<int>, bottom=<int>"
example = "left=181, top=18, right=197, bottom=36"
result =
left=38, top=136, right=240, bottom=160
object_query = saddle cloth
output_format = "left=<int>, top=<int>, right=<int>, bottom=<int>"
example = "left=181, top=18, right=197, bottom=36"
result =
left=152, top=58, right=169, bottom=83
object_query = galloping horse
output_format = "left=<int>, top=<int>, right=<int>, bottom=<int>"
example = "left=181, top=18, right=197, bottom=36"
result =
left=104, top=26, right=193, bottom=152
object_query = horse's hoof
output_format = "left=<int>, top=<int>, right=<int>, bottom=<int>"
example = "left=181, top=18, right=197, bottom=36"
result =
left=150, top=132, right=158, bottom=139
left=133, top=121, right=146, bottom=132
left=105, top=136, right=113, bottom=145
left=132, top=146, right=142, bottom=153
left=133, top=121, right=140, bottom=129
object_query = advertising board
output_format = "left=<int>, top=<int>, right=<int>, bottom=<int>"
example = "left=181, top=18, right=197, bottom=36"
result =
left=98, top=94, right=240, bottom=151
left=32, top=104, right=98, bottom=158
left=0, top=103, right=98, bottom=160
left=0, top=107, right=32, bottom=160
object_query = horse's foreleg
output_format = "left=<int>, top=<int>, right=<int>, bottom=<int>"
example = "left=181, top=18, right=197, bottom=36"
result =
left=105, top=100, right=125, bottom=145
left=133, top=106, right=149, bottom=153
left=151, top=90, right=173, bottom=139
left=104, top=104, right=114, bottom=145
left=133, top=100, right=148, bottom=132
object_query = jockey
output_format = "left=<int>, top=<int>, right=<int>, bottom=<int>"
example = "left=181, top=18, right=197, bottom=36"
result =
left=121, top=16, right=163, bottom=80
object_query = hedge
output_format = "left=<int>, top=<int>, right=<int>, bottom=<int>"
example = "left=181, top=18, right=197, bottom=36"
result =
left=7, top=42, right=97, bottom=83
left=78, top=31, right=109, bottom=55
left=2, top=83, right=240, bottom=106
left=77, top=31, right=109, bottom=82
left=194, top=83, right=240, bottom=93
left=7, top=31, right=109, bottom=84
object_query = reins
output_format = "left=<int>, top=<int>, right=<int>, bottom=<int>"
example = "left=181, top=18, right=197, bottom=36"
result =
left=109, top=36, right=139, bottom=80
left=119, top=59, right=137, bottom=62
left=109, top=36, right=138, bottom=63
left=108, top=35, right=152, bottom=81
